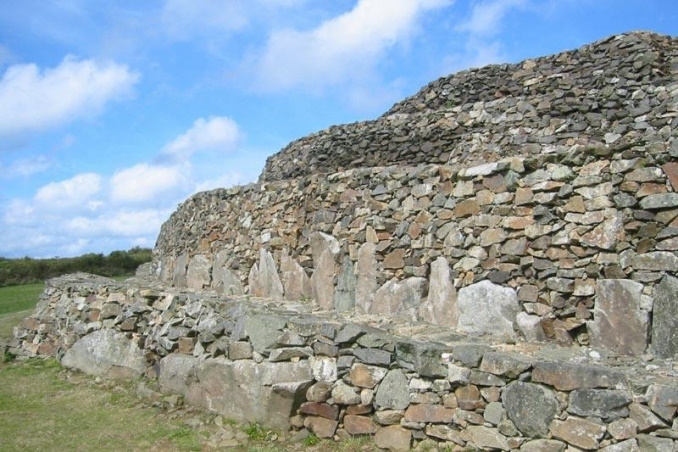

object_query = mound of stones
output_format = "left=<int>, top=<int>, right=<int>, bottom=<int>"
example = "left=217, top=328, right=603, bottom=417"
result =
left=261, top=31, right=678, bottom=181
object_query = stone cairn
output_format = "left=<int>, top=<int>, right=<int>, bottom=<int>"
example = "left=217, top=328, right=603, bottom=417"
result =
left=11, top=31, right=678, bottom=451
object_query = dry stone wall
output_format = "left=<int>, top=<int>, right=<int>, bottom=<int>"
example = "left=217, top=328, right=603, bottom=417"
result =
left=261, top=31, right=678, bottom=182
left=11, top=273, right=678, bottom=451
left=155, top=141, right=678, bottom=357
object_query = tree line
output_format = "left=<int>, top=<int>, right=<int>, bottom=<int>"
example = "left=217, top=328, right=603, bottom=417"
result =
left=0, top=247, right=153, bottom=287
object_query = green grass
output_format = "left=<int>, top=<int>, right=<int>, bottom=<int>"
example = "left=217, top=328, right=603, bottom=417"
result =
left=0, top=282, right=44, bottom=316
left=0, top=358, right=205, bottom=451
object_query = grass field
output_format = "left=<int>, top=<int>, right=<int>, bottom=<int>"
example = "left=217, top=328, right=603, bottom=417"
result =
left=0, top=282, right=44, bottom=316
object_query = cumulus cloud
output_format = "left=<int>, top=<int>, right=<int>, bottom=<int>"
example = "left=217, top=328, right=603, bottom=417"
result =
left=34, top=172, right=103, bottom=210
left=0, top=55, right=139, bottom=139
left=110, top=163, right=185, bottom=204
left=254, top=0, right=451, bottom=91
left=158, top=116, right=241, bottom=163
left=0, top=155, right=52, bottom=177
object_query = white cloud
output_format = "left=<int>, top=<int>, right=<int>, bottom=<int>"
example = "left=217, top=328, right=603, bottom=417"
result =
left=34, top=172, right=102, bottom=210
left=110, top=163, right=185, bottom=204
left=457, top=0, right=526, bottom=36
left=254, top=0, right=451, bottom=91
left=0, top=55, right=139, bottom=138
left=66, top=209, right=170, bottom=237
left=159, top=116, right=241, bottom=163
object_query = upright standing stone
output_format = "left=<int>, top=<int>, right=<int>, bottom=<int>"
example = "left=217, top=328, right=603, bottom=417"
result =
left=257, top=249, right=284, bottom=300
left=248, top=263, right=262, bottom=296
left=355, top=242, right=377, bottom=314
left=418, top=257, right=458, bottom=327
left=212, top=250, right=244, bottom=295
left=334, top=256, right=356, bottom=312
left=650, top=275, right=678, bottom=359
left=371, top=277, right=426, bottom=319
left=588, top=279, right=649, bottom=356
left=186, top=254, right=211, bottom=289
left=311, top=233, right=339, bottom=310
left=280, top=250, right=311, bottom=301
left=457, top=280, right=520, bottom=339
left=172, top=252, right=188, bottom=287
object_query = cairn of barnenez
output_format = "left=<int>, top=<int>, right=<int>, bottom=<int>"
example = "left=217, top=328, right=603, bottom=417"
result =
left=12, top=32, right=678, bottom=450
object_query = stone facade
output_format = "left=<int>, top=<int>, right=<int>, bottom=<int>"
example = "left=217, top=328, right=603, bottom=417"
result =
left=10, top=273, right=678, bottom=450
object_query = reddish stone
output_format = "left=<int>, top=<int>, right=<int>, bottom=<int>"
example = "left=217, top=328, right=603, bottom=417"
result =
left=662, top=161, right=678, bottom=191
left=177, top=336, right=196, bottom=354
left=304, top=416, right=338, bottom=438
left=346, top=404, right=373, bottom=415
left=455, top=385, right=482, bottom=411
left=343, top=415, right=378, bottom=435
left=454, top=199, right=480, bottom=218
left=404, top=404, right=455, bottom=423
left=383, top=249, right=405, bottom=269
left=637, top=183, right=668, bottom=197
left=374, top=425, right=411, bottom=451
left=300, top=402, right=339, bottom=420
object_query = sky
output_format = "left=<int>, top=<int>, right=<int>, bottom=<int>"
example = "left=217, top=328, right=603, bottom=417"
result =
left=1, top=0, right=677, bottom=259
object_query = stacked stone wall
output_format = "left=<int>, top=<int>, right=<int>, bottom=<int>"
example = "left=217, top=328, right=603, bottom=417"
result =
left=156, top=141, right=678, bottom=356
left=260, top=32, right=678, bottom=182
left=11, top=274, right=678, bottom=450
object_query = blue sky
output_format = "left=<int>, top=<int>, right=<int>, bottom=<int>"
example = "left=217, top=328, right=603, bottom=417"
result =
left=1, top=0, right=676, bottom=258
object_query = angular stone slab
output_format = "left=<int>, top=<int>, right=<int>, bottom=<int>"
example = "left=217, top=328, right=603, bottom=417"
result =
left=334, top=256, right=356, bottom=312
left=311, top=236, right=336, bottom=310
left=61, top=329, right=147, bottom=378
left=375, top=369, right=410, bottom=410
left=355, top=242, right=377, bottom=314
left=568, top=389, right=632, bottom=421
left=503, top=381, right=558, bottom=437
left=257, top=249, right=284, bottom=300
left=651, top=276, right=678, bottom=359
left=532, top=361, right=627, bottom=391
left=417, top=257, right=458, bottom=327
left=588, top=279, right=649, bottom=356
left=457, top=280, right=520, bottom=339
left=371, top=277, right=426, bottom=319
left=280, top=250, right=311, bottom=301
left=186, top=254, right=211, bottom=289
left=211, top=250, right=244, bottom=295
left=172, top=252, right=188, bottom=287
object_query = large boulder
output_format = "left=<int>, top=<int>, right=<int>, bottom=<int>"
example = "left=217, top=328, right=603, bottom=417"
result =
left=61, top=329, right=147, bottom=378
left=457, top=280, right=520, bottom=339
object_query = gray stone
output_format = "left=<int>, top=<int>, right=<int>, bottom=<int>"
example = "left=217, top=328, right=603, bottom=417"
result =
left=568, top=389, right=632, bottom=421
left=355, top=242, right=377, bottom=314
left=639, top=193, right=678, bottom=209
left=588, top=279, right=649, bottom=356
left=484, top=401, right=505, bottom=426
left=309, top=356, right=338, bottom=382
left=186, top=254, right=211, bottom=290
left=61, top=329, right=147, bottom=378
left=395, top=340, right=449, bottom=378
left=371, top=277, right=426, bottom=319
left=256, top=249, right=284, bottom=300
left=334, top=323, right=367, bottom=344
left=280, top=250, right=311, bottom=301
left=646, top=384, right=678, bottom=421
left=331, top=380, right=361, bottom=405
left=418, top=257, right=458, bottom=327
left=637, top=435, right=674, bottom=451
left=311, top=246, right=335, bottom=310
left=652, top=276, right=678, bottom=359
left=457, top=280, right=520, bottom=339
left=466, top=426, right=510, bottom=451
left=479, top=352, right=532, bottom=378
left=172, top=252, right=188, bottom=287
left=532, top=361, right=627, bottom=391
left=599, top=439, right=640, bottom=452
left=549, top=417, right=606, bottom=450
left=628, top=402, right=667, bottom=432
left=632, top=252, right=678, bottom=271
left=211, top=250, right=244, bottom=295
left=228, top=341, right=252, bottom=360
left=235, top=314, right=287, bottom=354
left=452, top=343, right=490, bottom=367
left=182, top=358, right=312, bottom=430
left=425, top=425, right=464, bottom=444
left=352, top=348, right=392, bottom=366
left=268, top=346, right=313, bottom=362
left=516, top=312, right=547, bottom=342
left=334, top=256, right=356, bottom=312
left=520, top=439, right=566, bottom=452
left=503, top=381, right=558, bottom=437
left=158, top=353, right=198, bottom=395
left=375, top=369, right=410, bottom=410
